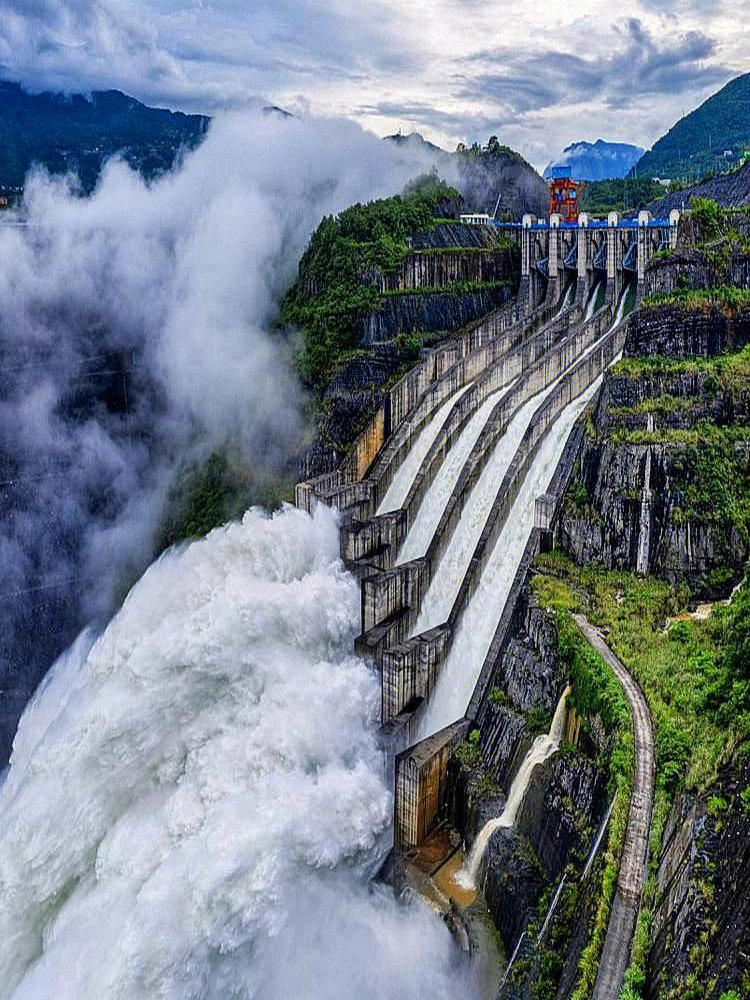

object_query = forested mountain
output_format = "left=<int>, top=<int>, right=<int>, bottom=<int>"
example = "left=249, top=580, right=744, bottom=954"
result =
left=0, top=82, right=209, bottom=192
left=635, top=73, right=750, bottom=182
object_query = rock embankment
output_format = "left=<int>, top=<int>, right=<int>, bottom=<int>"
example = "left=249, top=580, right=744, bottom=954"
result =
left=558, top=305, right=750, bottom=596
left=647, top=759, right=750, bottom=999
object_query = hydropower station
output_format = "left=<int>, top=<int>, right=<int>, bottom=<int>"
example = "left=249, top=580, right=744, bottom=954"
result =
left=295, top=208, right=671, bottom=996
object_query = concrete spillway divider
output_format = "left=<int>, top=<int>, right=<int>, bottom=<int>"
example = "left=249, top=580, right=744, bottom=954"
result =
left=354, top=307, right=588, bottom=645
left=410, top=311, right=623, bottom=730
left=377, top=384, right=472, bottom=515
left=396, top=303, right=591, bottom=569
left=366, top=296, right=554, bottom=514
left=380, top=625, right=452, bottom=726
left=418, top=324, right=626, bottom=739
left=394, top=718, right=471, bottom=850
left=360, top=558, right=428, bottom=634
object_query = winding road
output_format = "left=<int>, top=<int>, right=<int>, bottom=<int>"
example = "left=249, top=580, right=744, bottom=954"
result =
left=573, top=614, right=655, bottom=1000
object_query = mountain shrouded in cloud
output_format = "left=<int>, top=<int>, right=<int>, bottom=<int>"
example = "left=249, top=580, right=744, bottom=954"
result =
left=543, top=139, right=644, bottom=181
left=0, top=0, right=745, bottom=167
left=0, top=109, right=436, bottom=764
left=0, top=81, right=209, bottom=191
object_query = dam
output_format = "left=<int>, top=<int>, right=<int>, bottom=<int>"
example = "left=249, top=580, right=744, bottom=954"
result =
left=295, top=208, right=675, bottom=995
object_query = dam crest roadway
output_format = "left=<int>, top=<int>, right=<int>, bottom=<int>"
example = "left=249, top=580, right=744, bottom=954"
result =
left=295, top=209, right=672, bottom=997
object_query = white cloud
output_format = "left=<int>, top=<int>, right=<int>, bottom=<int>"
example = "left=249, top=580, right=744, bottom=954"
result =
left=0, top=1, right=747, bottom=169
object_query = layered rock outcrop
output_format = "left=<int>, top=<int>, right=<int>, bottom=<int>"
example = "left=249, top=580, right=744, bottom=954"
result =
left=558, top=306, right=750, bottom=596
left=647, top=759, right=750, bottom=999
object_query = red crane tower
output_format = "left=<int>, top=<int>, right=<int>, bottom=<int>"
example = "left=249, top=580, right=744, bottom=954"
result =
left=547, top=167, right=582, bottom=222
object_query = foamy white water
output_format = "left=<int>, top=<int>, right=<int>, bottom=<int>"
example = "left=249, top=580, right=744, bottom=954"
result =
left=557, top=282, right=574, bottom=315
left=464, top=686, right=570, bottom=884
left=396, top=387, right=507, bottom=565
left=412, top=385, right=550, bottom=636
left=0, top=505, right=472, bottom=1000
left=418, top=375, right=603, bottom=739
left=377, top=385, right=470, bottom=515
left=585, top=281, right=602, bottom=321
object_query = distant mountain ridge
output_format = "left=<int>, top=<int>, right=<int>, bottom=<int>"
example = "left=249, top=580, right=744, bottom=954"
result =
left=635, top=73, right=750, bottom=182
left=544, top=139, right=644, bottom=181
left=0, top=81, right=209, bottom=192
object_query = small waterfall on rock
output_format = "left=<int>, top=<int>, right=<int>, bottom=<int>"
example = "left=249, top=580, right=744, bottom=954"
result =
left=397, top=385, right=509, bottom=564
left=464, top=685, right=571, bottom=885
left=636, top=412, right=654, bottom=575
left=378, top=384, right=470, bottom=515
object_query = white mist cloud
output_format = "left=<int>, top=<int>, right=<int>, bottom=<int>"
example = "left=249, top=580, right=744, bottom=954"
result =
left=0, top=505, right=475, bottom=1000
left=0, top=109, right=436, bottom=760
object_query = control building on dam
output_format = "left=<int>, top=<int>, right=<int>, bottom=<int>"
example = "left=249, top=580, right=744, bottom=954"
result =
left=294, top=208, right=677, bottom=980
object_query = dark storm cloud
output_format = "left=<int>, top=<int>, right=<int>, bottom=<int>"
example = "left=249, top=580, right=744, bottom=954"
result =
left=462, top=19, right=728, bottom=116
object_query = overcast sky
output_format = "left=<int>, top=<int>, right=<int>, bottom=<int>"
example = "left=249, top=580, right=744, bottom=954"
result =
left=1, top=0, right=747, bottom=168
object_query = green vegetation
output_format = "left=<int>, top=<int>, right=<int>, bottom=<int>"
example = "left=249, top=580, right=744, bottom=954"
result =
left=488, top=686, right=507, bottom=707
left=601, top=418, right=750, bottom=544
left=611, top=344, right=750, bottom=384
left=280, top=175, right=466, bottom=386
left=553, top=613, right=633, bottom=1000
left=534, top=555, right=749, bottom=999
left=634, top=72, right=750, bottom=182
left=579, top=177, right=665, bottom=216
left=381, top=278, right=511, bottom=299
left=157, top=450, right=292, bottom=550
left=525, top=704, right=553, bottom=734
left=453, top=727, right=482, bottom=766
left=533, top=552, right=750, bottom=793
left=643, top=284, right=750, bottom=311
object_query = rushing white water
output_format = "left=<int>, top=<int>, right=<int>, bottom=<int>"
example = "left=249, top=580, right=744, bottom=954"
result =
left=411, top=385, right=550, bottom=636
left=377, top=385, right=470, bottom=515
left=396, top=386, right=508, bottom=565
left=419, top=376, right=603, bottom=739
left=464, top=685, right=571, bottom=884
left=585, top=280, right=602, bottom=321
left=557, top=282, right=574, bottom=315
left=0, top=506, right=473, bottom=1000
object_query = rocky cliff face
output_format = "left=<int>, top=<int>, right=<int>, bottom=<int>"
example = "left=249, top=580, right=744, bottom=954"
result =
left=357, top=285, right=511, bottom=346
left=559, top=308, right=750, bottom=597
left=446, top=581, right=607, bottom=986
left=625, top=302, right=750, bottom=358
left=298, top=341, right=420, bottom=479
left=647, top=759, right=750, bottom=999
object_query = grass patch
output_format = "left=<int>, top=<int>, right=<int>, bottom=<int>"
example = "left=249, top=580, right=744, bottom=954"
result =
left=643, top=284, right=750, bottom=311
left=533, top=551, right=750, bottom=794
left=610, top=344, right=750, bottom=384
left=380, top=278, right=512, bottom=298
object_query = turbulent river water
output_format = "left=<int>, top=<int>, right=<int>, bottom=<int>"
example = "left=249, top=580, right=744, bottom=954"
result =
left=0, top=505, right=474, bottom=1000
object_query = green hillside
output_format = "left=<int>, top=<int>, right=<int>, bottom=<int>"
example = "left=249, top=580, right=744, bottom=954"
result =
left=0, top=82, right=209, bottom=193
left=635, top=73, right=750, bottom=183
